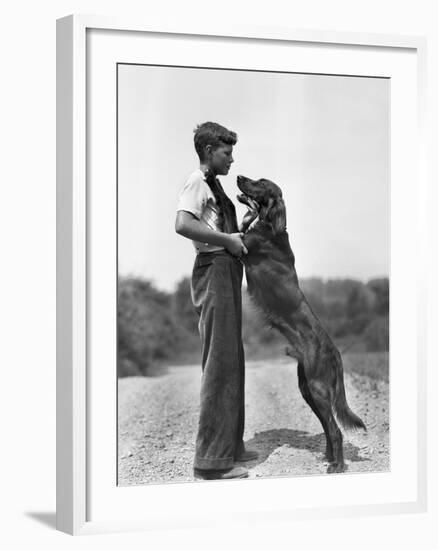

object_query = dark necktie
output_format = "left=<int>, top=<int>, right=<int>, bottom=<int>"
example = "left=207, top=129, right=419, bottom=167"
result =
left=205, top=171, right=238, bottom=234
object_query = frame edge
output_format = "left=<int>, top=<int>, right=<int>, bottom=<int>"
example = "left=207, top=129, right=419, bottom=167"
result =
left=57, top=16, right=428, bottom=533
left=67, top=13, right=426, bottom=50
left=56, top=14, right=87, bottom=535
left=416, top=36, right=428, bottom=514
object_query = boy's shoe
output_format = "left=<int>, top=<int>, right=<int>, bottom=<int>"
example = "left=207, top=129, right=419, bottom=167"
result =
left=235, top=449, right=259, bottom=462
left=194, top=466, right=249, bottom=480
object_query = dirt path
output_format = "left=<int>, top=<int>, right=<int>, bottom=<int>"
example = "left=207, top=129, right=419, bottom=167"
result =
left=118, top=356, right=389, bottom=485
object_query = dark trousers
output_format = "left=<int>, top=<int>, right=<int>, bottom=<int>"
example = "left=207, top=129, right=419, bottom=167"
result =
left=191, top=251, right=246, bottom=470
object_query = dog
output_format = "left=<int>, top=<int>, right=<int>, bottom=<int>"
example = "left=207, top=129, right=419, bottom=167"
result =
left=236, top=174, right=366, bottom=474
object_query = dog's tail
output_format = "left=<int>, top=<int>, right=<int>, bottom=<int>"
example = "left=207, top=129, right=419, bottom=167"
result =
left=332, top=353, right=366, bottom=432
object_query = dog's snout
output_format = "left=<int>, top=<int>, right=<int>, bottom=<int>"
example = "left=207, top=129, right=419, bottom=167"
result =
left=237, top=175, right=252, bottom=190
left=237, top=175, right=247, bottom=191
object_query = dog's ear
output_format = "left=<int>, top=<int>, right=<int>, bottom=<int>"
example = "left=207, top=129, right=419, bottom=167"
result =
left=261, top=197, right=286, bottom=234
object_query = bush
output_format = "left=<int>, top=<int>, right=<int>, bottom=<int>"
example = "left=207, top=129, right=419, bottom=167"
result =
left=172, top=277, right=198, bottom=333
left=117, top=274, right=390, bottom=376
left=362, top=316, right=389, bottom=351
left=118, top=277, right=182, bottom=377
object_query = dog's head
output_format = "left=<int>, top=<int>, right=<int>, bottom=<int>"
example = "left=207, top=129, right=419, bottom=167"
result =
left=237, top=175, right=286, bottom=234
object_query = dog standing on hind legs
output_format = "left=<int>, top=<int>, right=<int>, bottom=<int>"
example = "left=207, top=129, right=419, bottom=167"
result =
left=236, top=174, right=366, bottom=474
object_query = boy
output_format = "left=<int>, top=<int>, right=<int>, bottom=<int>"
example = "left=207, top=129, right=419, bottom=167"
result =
left=175, top=122, right=258, bottom=480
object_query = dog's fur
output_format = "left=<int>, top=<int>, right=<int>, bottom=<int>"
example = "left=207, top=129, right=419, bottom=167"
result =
left=237, top=175, right=366, bottom=474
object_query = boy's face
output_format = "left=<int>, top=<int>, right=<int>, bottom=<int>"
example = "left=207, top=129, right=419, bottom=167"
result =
left=205, top=143, right=234, bottom=176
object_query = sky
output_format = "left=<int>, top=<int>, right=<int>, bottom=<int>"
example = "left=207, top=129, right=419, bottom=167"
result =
left=117, top=64, right=389, bottom=292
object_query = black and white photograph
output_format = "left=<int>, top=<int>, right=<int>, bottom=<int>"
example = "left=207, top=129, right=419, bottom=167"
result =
left=117, top=64, right=390, bottom=485
left=2, top=0, right=435, bottom=541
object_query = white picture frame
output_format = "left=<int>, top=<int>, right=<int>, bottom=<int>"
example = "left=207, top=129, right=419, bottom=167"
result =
left=56, top=14, right=428, bottom=535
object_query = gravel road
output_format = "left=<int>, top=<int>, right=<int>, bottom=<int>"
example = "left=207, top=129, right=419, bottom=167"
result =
left=118, top=356, right=389, bottom=485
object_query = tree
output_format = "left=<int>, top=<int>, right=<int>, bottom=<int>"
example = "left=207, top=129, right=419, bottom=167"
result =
left=117, top=277, right=181, bottom=376
left=367, top=278, right=389, bottom=316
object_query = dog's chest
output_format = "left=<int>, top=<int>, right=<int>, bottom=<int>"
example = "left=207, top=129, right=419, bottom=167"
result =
left=242, top=233, right=301, bottom=313
left=243, top=231, right=295, bottom=270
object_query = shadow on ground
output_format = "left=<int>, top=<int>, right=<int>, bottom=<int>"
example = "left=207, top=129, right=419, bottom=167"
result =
left=25, top=512, right=57, bottom=530
left=244, top=428, right=368, bottom=466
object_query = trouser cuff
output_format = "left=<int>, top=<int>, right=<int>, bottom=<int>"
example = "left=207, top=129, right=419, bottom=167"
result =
left=234, top=440, right=245, bottom=458
left=194, top=455, right=234, bottom=470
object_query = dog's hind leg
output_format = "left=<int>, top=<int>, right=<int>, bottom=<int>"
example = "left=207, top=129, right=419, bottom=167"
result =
left=306, top=378, right=346, bottom=474
left=297, top=362, right=334, bottom=463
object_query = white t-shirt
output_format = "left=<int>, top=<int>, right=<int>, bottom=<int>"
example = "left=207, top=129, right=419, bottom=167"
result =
left=176, top=169, right=225, bottom=253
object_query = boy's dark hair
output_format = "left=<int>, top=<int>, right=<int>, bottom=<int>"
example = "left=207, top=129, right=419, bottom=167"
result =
left=193, top=121, right=237, bottom=160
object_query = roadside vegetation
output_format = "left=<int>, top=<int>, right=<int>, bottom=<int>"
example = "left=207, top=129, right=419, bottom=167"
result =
left=118, top=275, right=389, bottom=379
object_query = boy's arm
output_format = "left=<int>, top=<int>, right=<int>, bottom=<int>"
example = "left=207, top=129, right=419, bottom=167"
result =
left=175, top=211, right=247, bottom=256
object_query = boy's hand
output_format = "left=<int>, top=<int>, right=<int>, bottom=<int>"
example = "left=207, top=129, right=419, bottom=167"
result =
left=226, top=233, right=248, bottom=257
